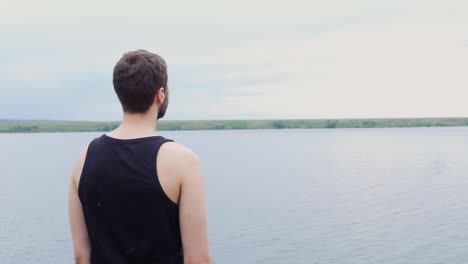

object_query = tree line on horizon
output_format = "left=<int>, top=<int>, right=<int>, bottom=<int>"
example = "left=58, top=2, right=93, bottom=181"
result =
left=1, top=118, right=468, bottom=133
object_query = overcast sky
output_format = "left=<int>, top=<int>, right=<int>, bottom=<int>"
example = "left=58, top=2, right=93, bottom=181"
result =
left=1, top=0, right=467, bottom=121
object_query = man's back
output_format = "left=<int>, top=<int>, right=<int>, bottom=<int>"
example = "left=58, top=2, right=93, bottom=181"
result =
left=69, top=133, right=210, bottom=264
left=77, top=134, right=182, bottom=263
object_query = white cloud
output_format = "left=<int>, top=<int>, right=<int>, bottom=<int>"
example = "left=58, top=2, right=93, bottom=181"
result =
left=0, top=0, right=386, bottom=29
left=171, top=17, right=468, bottom=119
left=1, top=0, right=468, bottom=120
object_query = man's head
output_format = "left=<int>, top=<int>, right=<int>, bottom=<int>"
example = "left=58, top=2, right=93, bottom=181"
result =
left=113, top=49, right=169, bottom=120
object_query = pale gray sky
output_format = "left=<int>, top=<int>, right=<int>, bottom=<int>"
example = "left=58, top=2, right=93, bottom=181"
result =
left=1, top=0, right=467, bottom=120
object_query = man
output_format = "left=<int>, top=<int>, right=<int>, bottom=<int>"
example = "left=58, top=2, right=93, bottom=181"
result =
left=68, top=50, right=211, bottom=264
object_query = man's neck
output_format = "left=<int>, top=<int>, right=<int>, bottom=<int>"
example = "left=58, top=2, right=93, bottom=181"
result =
left=109, top=111, right=158, bottom=139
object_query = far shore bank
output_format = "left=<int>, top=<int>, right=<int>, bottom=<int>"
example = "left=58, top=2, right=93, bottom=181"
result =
left=1, top=117, right=467, bottom=133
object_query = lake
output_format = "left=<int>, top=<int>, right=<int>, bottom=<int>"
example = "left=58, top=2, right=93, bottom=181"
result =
left=1, top=127, right=467, bottom=263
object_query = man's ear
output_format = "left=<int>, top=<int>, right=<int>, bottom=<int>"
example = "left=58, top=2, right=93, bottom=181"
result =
left=155, top=87, right=166, bottom=105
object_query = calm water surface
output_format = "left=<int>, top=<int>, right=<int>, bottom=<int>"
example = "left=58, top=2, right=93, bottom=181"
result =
left=1, top=127, right=468, bottom=263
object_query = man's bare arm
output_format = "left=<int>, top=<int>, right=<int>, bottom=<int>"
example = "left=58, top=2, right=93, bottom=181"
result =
left=167, top=143, right=211, bottom=264
left=68, top=147, right=91, bottom=264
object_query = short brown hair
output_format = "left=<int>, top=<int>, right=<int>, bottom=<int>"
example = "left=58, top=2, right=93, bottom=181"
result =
left=113, top=49, right=168, bottom=113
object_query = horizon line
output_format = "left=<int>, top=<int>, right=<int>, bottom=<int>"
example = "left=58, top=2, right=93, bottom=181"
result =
left=1, top=116, right=468, bottom=123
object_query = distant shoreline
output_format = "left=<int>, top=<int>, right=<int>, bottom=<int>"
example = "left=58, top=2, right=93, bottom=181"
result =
left=1, top=118, right=467, bottom=133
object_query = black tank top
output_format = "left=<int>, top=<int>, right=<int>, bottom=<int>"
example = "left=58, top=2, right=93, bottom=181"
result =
left=78, top=134, right=183, bottom=264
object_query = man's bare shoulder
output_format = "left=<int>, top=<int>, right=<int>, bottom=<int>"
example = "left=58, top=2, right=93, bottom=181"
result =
left=159, top=141, right=201, bottom=175
left=160, top=141, right=200, bottom=164
left=71, top=145, right=89, bottom=187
